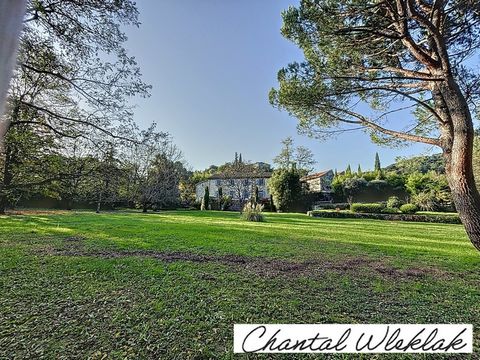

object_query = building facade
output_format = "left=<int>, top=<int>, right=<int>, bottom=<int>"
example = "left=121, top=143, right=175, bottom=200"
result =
left=301, top=170, right=334, bottom=193
left=195, top=173, right=272, bottom=202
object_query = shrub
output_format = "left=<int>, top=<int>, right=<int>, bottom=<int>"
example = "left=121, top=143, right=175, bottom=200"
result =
left=350, top=203, right=385, bottom=213
left=313, top=203, right=349, bottom=210
left=308, top=210, right=460, bottom=224
left=268, top=168, right=302, bottom=212
left=387, top=196, right=402, bottom=209
left=400, top=203, right=418, bottom=214
left=241, top=201, right=264, bottom=222
left=381, top=207, right=400, bottom=214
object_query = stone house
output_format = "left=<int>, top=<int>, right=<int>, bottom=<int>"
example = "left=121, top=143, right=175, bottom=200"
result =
left=301, top=170, right=334, bottom=193
left=195, top=173, right=272, bottom=202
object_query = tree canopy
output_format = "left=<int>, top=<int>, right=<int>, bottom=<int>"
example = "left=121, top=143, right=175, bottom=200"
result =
left=270, top=0, right=480, bottom=250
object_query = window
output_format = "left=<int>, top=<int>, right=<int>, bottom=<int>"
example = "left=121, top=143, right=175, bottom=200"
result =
left=258, top=190, right=264, bottom=198
left=229, top=191, right=235, bottom=198
left=243, top=179, right=249, bottom=186
left=257, top=178, right=265, bottom=186
left=216, top=179, right=221, bottom=186
left=229, top=179, right=235, bottom=186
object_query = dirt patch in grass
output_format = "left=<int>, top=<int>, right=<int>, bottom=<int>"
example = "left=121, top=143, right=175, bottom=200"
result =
left=35, top=236, right=449, bottom=280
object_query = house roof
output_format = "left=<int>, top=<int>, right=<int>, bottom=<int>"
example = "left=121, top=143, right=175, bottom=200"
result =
left=208, top=172, right=272, bottom=180
left=301, top=170, right=333, bottom=182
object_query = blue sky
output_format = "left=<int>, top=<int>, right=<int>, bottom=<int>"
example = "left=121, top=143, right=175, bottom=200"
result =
left=124, top=0, right=437, bottom=172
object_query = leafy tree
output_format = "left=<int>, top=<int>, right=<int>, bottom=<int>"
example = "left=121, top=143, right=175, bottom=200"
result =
left=343, top=177, right=368, bottom=204
left=274, top=137, right=316, bottom=174
left=268, top=168, right=302, bottom=212
left=273, top=137, right=295, bottom=169
left=271, top=0, right=480, bottom=249
left=387, top=154, right=445, bottom=174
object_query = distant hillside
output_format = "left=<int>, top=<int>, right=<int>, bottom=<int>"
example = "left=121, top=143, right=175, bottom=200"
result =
left=385, top=153, right=445, bottom=174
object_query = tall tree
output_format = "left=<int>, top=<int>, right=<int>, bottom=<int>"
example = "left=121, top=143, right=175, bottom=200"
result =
left=274, top=137, right=316, bottom=173
left=274, top=137, right=294, bottom=169
left=0, top=0, right=26, bottom=151
left=374, top=153, right=382, bottom=172
left=270, top=0, right=480, bottom=250
left=4, top=0, right=149, bottom=153
left=268, top=167, right=303, bottom=212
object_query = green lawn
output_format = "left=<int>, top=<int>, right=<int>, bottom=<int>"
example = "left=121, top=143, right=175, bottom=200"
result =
left=0, top=210, right=479, bottom=359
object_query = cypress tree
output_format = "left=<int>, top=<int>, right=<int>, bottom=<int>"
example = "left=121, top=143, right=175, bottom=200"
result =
left=234, top=152, right=238, bottom=165
left=239, top=153, right=243, bottom=164
left=345, top=164, right=352, bottom=176
left=374, top=152, right=381, bottom=172
left=203, top=186, right=210, bottom=210
left=357, top=164, right=362, bottom=176
left=218, top=186, right=223, bottom=210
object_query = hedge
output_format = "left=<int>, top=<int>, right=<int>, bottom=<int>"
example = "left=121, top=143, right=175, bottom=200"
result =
left=350, top=203, right=385, bottom=213
left=307, top=210, right=461, bottom=224
left=313, top=203, right=350, bottom=210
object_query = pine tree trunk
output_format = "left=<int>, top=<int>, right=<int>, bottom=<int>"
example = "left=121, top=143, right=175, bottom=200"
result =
left=440, top=77, right=480, bottom=251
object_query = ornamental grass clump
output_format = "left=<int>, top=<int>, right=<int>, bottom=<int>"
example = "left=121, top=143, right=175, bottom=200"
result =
left=241, top=201, right=264, bottom=222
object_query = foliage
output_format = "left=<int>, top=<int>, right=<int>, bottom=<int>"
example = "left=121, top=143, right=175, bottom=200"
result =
left=405, top=171, right=452, bottom=211
left=387, top=154, right=446, bottom=175
left=313, top=203, right=350, bottom=210
left=386, top=196, right=402, bottom=209
left=273, top=137, right=316, bottom=174
left=202, top=186, right=210, bottom=211
left=309, top=210, right=460, bottom=224
left=343, top=177, right=368, bottom=203
left=267, top=167, right=303, bottom=212
left=381, top=207, right=400, bottom=214
left=270, top=0, right=480, bottom=247
left=350, top=203, right=385, bottom=214
left=400, top=204, right=419, bottom=214
left=374, top=153, right=381, bottom=172
left=241, top=201, right=264, bottom=222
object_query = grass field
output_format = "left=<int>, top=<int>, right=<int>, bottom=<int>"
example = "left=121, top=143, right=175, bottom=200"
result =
left=0, top=210, right=479, bottom=359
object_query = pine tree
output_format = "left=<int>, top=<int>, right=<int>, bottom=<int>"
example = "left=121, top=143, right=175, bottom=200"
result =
left=374, top=152, right=381, bottom=172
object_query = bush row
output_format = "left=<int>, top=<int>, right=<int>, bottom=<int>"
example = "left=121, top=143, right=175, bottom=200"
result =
left=350, top=202, right=420, bottom=214
left=313, top=203, right=350, bottom=210
left=350, top=203, right=385, bottom=213
left=307, top=210, right=461, bottom=224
